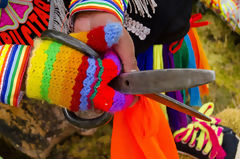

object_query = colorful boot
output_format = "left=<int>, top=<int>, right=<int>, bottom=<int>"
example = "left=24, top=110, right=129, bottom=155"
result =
left=173, top=102, right=240, bottom=159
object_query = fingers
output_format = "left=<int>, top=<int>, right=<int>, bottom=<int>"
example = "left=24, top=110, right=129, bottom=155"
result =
left=73, top=11, right=139, bottom=73
left=113, top=28, right=139, bottom=73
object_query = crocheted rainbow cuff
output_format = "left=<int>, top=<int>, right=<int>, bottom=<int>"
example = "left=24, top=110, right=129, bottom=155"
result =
left=0, top=44, right=31, bottom=106
left=69, top=0, right=128, bottom=23
left=26, top=38, right=130, bottom=112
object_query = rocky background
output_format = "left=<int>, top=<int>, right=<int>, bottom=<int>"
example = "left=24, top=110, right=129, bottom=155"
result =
left=0, top=2, right=240, bottom=159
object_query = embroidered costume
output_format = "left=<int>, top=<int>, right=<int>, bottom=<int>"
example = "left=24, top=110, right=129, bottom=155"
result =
left=0, top=0, right=239, bottom=159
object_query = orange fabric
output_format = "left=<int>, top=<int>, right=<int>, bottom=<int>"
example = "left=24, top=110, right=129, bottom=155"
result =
left=188, top=28, right=210, bottom=96
left=111, top=96, right=179, bottom=159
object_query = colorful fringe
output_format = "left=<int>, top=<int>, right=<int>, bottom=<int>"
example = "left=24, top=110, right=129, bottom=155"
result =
left=0, top=44, right=31, bottom=106
left=136, top=28, right=210, bottom=130
left=69, top=0, right=128, bottom=23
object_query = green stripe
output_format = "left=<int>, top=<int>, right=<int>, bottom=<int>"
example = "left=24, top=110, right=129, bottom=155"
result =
left=74, top=1, right=123, bottom=16
left=40, top=42, right=62, bottom=102
left=72, top=1, right=123, bottom=21
left=123, top=0, right=128, bottom=7
left=90, top=59, right=103, bottom=103
left=7, top=45, right=24, bottom=104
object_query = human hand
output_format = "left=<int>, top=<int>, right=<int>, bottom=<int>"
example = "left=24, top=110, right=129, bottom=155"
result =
left=73, top=11, right=139, bottom=73
left=26, top=37, right=135, bottom=112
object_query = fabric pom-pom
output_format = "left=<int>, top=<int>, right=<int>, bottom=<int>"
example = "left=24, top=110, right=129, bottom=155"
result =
left=104, top=23, right=123, bottom=48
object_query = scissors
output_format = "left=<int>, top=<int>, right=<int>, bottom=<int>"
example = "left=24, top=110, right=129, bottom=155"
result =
left=41, top=30, right=215, bottom=129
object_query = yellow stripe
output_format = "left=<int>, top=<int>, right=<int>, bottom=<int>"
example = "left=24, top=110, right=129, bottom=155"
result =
left=153, top=45, right=163, bottom=70
left=48, top=45, right=83, bottom=109
left=73, top=3, right=123, bottom=21
left=0, top=45, right=11, bottom=75
left=70, top=32, right=89, bottom=44
left=10, top=46, right=27, bottom=105
left=153, top=44, right=168, bottom=120
left=60, top=46, right=83, bottom=108
left=26, top=39, right=52, bottom=99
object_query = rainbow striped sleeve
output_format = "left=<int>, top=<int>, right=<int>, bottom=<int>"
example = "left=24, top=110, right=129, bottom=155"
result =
left=0, top=44, right=31, bottom=106
left=69, top=0, right=128, bottom=23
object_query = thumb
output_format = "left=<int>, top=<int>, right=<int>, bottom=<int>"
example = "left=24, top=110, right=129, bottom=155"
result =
left=114, top=28, right=139, bottom=73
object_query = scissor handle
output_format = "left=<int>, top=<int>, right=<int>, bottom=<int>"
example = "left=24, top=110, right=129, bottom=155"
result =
left=62, top=108, right=112, bottom=129
left=41, top=30, right=113, bottom=129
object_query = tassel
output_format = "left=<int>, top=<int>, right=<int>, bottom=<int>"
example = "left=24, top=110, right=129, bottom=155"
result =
left=184, top=35, right=202, bottom=106
left=128, top=0, right=157, bottom=18
left=188, top=28, right=210, bottom=96
left=49, top=0, right=70, bottom=33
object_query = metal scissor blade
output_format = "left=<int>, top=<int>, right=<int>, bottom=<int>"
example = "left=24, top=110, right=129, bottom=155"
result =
left=41, top=30, right=212, bottom=122
left=111, top=69, right=215, bottom=94
left=145, top=93, right=211, bottom=121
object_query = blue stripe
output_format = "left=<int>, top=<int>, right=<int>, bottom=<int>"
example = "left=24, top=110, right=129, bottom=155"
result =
left=137, top=46, right=153, bottom=71
left=123, top=0, right=127, bottom=11
left=70, top=0, right=124, bottom=15
left=185, top=35, right=202, bottom=106
left=79, top=58, right=97, bottom=111
left=0, top=45, right=18, bottom=103
left=4, top=45, right=20, bottom=103
left=69, top=1, right=80, bottom=11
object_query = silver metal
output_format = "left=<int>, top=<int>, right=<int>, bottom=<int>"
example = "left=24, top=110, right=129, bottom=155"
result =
left=111, top=69, right=215, bottom=94
left=145, top=93, right=211, bottom=121
left=62, top=108, right=112, bottom=129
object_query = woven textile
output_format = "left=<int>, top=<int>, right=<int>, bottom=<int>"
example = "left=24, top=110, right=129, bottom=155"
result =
left=0, top=44, right=31, bottom=106
left=69, top=0, right=128, bottom=23
left=26, top=37, right=133, bottom=112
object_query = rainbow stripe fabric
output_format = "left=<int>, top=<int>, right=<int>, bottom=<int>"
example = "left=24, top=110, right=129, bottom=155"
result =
left=0, top=44, right=31, bottom=106
left=69, top=0, right=128, bottom=23
left=26, top=37, right=132, bottom=112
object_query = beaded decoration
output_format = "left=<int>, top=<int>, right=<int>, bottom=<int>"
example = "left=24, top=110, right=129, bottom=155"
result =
left=26, top=23, right=133, bottom=112
left=0, top=44, right=31, bottom=106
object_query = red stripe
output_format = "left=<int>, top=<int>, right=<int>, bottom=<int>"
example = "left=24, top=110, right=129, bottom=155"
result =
left=9, top=31, right=20, bottom=44
left=0, top=46, right=4, bottom=56
left=13, top=30, right=25, bottom=45
left=71, top=6, right=122, bottom=22
left=0, top=45, right=13, bottom=85
left=70, top=56, right=89, bottom=111
left=93, top=59, right=118, bottom=111
left=13, top=46, right=31, bottom=106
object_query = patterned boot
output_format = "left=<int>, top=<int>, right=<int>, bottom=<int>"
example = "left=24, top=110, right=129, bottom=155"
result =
left=173, top=102, right=240, bottom=159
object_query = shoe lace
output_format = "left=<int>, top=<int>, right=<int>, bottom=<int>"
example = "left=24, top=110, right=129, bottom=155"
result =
left=173, top=102, right=226, bottom=159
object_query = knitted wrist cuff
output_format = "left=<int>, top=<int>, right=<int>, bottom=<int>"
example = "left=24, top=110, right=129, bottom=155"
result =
left=69, top=0, right=128, bottom=23
left=0, top=44, right=31, bottom=106
left=26, top=38, right=124, bottom=112
left=26, top=38, right=89, bottom=111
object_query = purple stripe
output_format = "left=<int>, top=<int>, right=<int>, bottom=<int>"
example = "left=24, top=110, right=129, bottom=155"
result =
left=109, top=91, right=125, bottom=112
left=163, top=44, right=187, bottom=131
